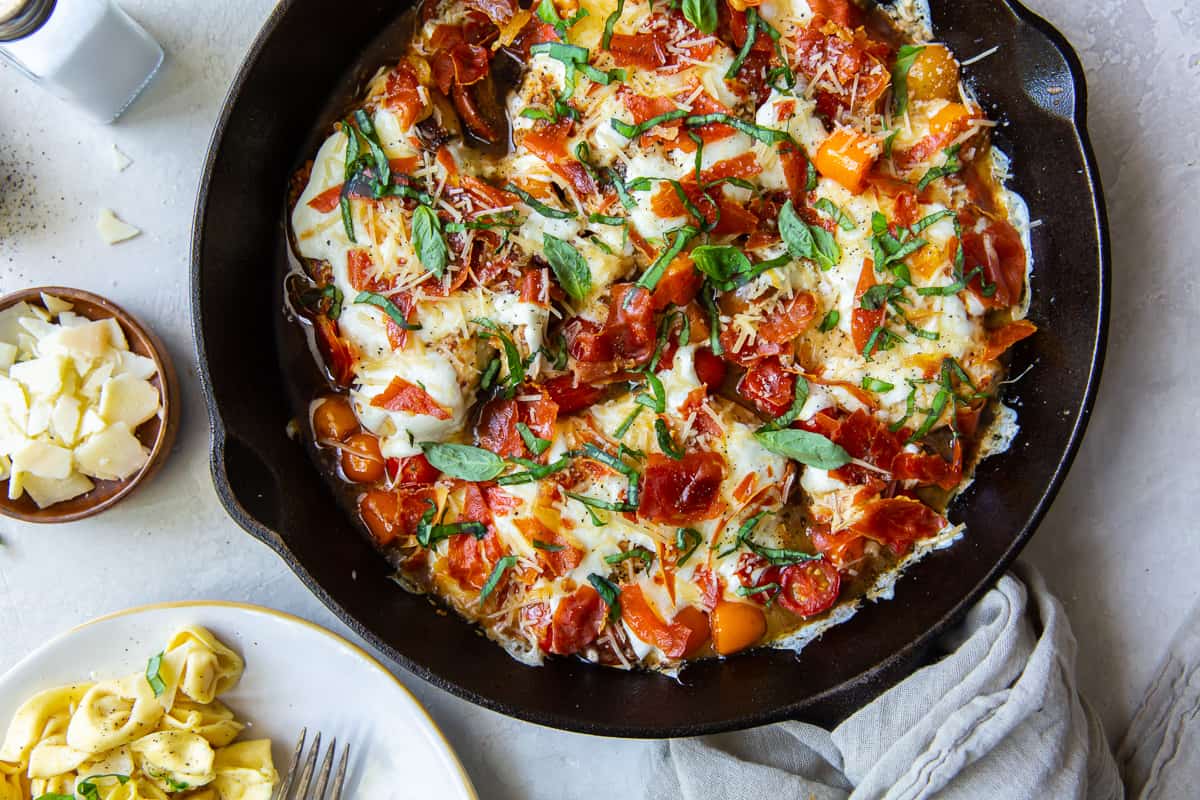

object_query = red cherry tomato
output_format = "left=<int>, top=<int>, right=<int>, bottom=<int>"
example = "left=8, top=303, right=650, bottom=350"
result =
left=778, top=560, right=841, bottom=617
left=692, top=347, right=727, bottom=392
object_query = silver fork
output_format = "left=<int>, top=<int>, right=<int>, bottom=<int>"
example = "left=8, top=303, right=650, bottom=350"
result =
left=273, top=728, right=349, bottom=800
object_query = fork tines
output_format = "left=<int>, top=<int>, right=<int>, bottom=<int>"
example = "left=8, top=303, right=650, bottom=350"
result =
left=275, top=727, right=349, bottom=800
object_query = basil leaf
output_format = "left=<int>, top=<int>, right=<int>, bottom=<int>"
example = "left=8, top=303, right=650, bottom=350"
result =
left=355, top=291, right=421, bottom=330
left=818, top=309, right=840, bottom=332
left=760, top=374, right=809, bottom=432
left=495, top=454, right=571, bottom=485
left=611, top=109, right=689, bottom=140
left=891, top=44, right=925, bottom=118
left=479, top=555, right=518, bottom=603
left=516, top=422, right=551, bottom=456
left=420, top=443, right=505, bottom=481
left=779, top=200, right=815, bottom=260
left=543, top=233, right=592, bottom=301
left=602, top=0, right=625, bottom=49
left=684, top=113, right=791, bottom=144
left=690, top=244, right=752, bottom=291
left=754, top=428, right=851, bottom=469
left=682, top=0, right=717, bottom=32
left=809, top=225, right=841, bottom=269
left=411, top=204, right=448, bottom=278
left=505, top=182, right=576, bottom=219
left=588, top=573, right=622, bottom=621
left=676, top=527, right=702, bottom=566
left=814, top=198, right=856, bottom=231
left=145, top=652, right=166, bottom=697
left=605, top=546, right=655, bottom=565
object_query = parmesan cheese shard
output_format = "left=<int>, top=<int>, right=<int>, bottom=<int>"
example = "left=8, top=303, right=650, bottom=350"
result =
left=98, top=374, right=159, bottom=428
left=97, top=209, right=141, bottom=244
left=74, top=422, right=149, bottom=481
left=23, top=472, right=94, bottom=508
left=40, top=293, right=73, bottom=315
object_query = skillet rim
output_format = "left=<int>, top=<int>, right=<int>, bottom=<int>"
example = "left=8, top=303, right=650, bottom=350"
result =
left=191, top=0, right=1111, bottom=737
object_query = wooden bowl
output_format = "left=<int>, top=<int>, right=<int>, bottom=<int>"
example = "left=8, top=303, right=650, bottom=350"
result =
left=0, top=287, right=180, bottom=523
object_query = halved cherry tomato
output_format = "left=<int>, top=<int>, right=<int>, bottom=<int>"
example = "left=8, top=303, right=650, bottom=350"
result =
left=710, top=600, right=766, bottom=655
left=313, top=396, right=359, bottom=442
left=358, top=486, right=435, bottom=546
left=386, top=453, right=441, bottom=485
left=778, top=560, right=841, bottom=617
left=341, top=433, right=385, bottom=483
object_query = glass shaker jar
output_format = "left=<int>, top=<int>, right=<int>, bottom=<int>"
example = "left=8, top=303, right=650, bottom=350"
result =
left=0, top=0, right=164, bottom=123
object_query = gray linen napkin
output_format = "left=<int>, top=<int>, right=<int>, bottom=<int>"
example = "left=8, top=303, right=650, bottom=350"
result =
left=646, top=563, right=1124, bottom=799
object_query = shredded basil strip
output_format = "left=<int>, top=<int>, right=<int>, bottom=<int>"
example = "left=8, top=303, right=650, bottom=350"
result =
left=505, top=182, right=576, bottom=219
left=891, top=44, right=925, bottom=118
left=754, top=428, right=851, bottom=469
left=745, top=541, right=822, bottom=566
left=717, top=509, right=768, bottom=556
left=579, top=64, right=625, bottom=85
left=890, top=382, right=920, bottom=432
left=567, top=491, right=636, bottom=513
left=479, top=555, right=518, bottom=603
left=698, top=284, right=724, bottom=355
left=725, top=7, right=759, bottom=79
left=520, top=107, right=555, bottom=121
left=339, top=195, right=356, bottom=243
left=495, top=455, right=571, bottom=485
left=75, top=774, right=130, bottom=800
left=684, top=113, right=792, bottom=145
left=676, top=528, right=703, bottom=566
left=862, top=376, right=896, bottom=392
left=655, top=418, right=685, bottom=460
left=588, top=573, right=622, bottom=621
left=420, top=443, right=505, bottom=481
left=602, top=0, right=625, bottom=49
left=543, top=233, right=592, bottom=301
left=737, top=582, right=780, bottom=602
left=299, top=284, right=344, bottom=321
left=473, top=318, right=525, bottom=394
left=611, top=109, right=689, bottom=140
left=605, top=546, right=655, bottom=565
left=614, top=405, right=643, bottom=439
left=516, top=422, right=551, bottom=456
left=589, top=212, right=625, bottom=226
left=608, top=167, right=638, bottom=210
left=355, top=291, right=421, bottom=330
left=916, top=144, right=963, bottom=191
left=533, top=539, right=566, bottom=552
left=531, top=41, right=589, bottom=64
left=411, top=204, right=449, bottom=278
left=636, top=227, right=697, bottom=291
left=818, top=309, right=840, bottom=332
left=145, top=652, right=166, bottom=696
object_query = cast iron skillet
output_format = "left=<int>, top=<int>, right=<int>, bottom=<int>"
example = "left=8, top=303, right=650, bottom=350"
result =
left=192, top=0, right=1108, bottom=736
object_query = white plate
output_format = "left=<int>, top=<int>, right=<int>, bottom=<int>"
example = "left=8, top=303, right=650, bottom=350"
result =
left=0, top=601, right=477, bottom=799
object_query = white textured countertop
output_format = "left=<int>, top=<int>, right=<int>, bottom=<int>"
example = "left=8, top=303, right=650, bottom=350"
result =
left=0, top=1, right=1196, bottom=796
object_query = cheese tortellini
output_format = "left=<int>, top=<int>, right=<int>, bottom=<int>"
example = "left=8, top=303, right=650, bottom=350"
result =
left=0, top=627, right=276, bottom=799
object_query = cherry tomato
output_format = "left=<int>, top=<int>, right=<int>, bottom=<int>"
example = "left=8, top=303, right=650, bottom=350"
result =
left=673, top=605, right=711, bottom=657
left=313, top=396, right=359, bottom=442
left=340, top=433, right=384, bottom=483
left=693, top=347, right=727, bottom=392
left=907, top=44, right=960, bottom=102
left=778, top=560, right=841, bottom=617
left=710, top=600, right=766, bottom=655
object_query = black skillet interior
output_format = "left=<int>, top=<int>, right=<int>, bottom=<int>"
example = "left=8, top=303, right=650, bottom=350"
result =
left=192, top=0, right=1108, bottom=736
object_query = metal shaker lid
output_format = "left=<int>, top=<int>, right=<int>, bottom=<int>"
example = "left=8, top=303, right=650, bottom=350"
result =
left=0, top=0, right=55, bottom=42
